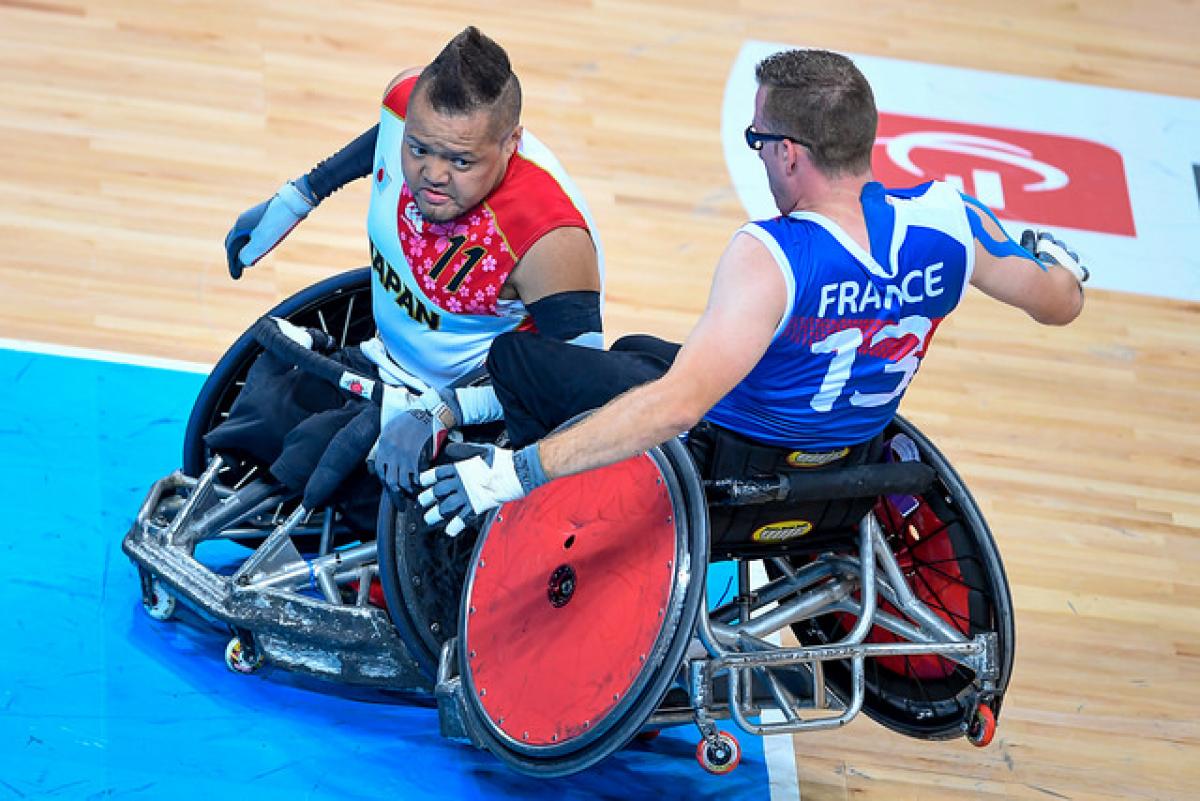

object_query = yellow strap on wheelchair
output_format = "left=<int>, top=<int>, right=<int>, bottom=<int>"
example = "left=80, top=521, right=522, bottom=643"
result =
left=785, top=447, right=850, bottom=468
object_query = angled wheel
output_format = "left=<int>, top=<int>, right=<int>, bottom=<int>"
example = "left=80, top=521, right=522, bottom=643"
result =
left=792, top=414, right=1015, bottom=739
left=181, top=268, right=375, bottom=549
left=454, top=437, right=709, bottom=777
left=376, top=374, right=506, bottom=682
left=183, top=267, right=373, bottom=477
left=375, top=490, right=483, bottom=680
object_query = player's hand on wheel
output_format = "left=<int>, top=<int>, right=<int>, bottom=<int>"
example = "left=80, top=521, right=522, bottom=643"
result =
left=1021, top=229, right=1089, bottom=284
left=417, top=442, right=536, bottom=537
left=375, top=407, right=452, bottom=495
left=226, top=177, right=318, bottom=279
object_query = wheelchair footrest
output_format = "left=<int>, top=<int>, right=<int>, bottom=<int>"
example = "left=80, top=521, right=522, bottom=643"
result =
left=123, top=477, right=429, bottom=691
left=433, top=641, right=486, bottom=749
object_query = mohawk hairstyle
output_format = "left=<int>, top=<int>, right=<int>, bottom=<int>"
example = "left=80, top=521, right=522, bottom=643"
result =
left=414, top=27, right=522, bottom=137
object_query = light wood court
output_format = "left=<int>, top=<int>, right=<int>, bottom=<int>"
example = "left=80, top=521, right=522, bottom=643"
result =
left=2, top=1, right=1197, bottom=798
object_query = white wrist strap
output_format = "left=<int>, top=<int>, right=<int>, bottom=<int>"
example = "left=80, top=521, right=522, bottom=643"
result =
left=455, top=385, right=505, bottom=425
left=277, top=181, right=316, bottom=217
left=1036, top=238, right=1088, bottom=284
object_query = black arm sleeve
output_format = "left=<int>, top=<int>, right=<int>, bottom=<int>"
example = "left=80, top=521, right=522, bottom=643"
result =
left=525, top=291, right=603, bottom=342
left=303, top=124, right=378, bottom=202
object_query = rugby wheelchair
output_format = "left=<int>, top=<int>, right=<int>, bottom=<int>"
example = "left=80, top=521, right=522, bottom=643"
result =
left=123, top=268, right=1013, bottom=777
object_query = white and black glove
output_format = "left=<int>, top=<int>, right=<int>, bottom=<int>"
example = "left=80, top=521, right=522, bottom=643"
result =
left=417, top=442, right=549, bottom=537
left=1022, top=229, right=1089, bottom=285
left=226, top=178, right=318, bottom=279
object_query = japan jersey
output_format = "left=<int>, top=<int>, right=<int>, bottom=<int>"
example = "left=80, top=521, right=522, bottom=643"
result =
left=366, top=76, right=600, bottom=389
left=704, top=180, right=974, bottom=449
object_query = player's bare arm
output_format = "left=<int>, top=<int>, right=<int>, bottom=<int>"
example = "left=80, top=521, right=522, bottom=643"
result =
left=537, top=231, right=786, bottom=479
left=503, top=225, right=601, bottom=303
left=964, top=201, right=1085, bottom=325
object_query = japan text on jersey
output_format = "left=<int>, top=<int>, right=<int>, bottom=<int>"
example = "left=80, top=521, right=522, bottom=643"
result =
left=364, top=75, right=593, bottom=388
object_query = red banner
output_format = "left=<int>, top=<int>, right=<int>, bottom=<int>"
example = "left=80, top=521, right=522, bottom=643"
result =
left=873, top=112, right=1135, bottom=236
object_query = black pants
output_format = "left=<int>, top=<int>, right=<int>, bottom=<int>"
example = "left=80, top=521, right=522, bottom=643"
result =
left=487, top=332, right=681, bottom=448
left=486, top=330, right=875, bottom=471
left=204, top=345, right=382, bottom=527
left=486, top=331, right=883, bottom=552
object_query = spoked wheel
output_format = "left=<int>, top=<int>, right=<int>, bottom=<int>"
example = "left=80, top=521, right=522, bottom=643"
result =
left=376, top=374, right=506, bottom=682
left=793, top=414, right=1014, bottom=739
left=454, top=437, right=709, bottom=777
left=180, top=268, right=375, bottom=549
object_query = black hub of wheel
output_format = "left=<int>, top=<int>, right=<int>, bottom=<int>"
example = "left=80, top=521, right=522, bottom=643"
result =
left=707, top=741, right=732, bottom=765
left=547, top=564, right=577, bottom=608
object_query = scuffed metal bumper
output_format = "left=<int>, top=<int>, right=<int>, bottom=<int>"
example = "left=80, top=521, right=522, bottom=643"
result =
left=122, top=471, right=430, bottom=691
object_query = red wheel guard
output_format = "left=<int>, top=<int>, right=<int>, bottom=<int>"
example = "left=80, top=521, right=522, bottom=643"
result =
left=862, top=496, right=971, bottom=679
left=464, top=453, right=679, bottom=746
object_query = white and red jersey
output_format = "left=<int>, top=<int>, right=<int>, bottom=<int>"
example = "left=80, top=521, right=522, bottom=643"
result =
left=365, top=75, right=601, bottom=390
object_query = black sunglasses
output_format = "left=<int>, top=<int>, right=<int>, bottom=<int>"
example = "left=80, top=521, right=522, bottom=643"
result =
left=744, top=125, right=814, bottom=152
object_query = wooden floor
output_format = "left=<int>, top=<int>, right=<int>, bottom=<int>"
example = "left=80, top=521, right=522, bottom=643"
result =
left=2, top=1, right=1197, bottom=798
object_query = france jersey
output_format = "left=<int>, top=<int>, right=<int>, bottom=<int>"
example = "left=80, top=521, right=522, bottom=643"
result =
left=704, top=180, right=974, bottom=450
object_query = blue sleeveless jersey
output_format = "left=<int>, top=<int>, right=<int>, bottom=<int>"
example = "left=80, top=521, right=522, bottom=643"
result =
left=704, top=180, right=974, bottom=449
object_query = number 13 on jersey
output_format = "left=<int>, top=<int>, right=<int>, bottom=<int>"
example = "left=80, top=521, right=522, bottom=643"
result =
left=808, top=315, right=934, bottom=412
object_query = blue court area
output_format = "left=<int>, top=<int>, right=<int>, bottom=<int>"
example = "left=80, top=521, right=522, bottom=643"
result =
left=0, top=344, right=775, bottom=800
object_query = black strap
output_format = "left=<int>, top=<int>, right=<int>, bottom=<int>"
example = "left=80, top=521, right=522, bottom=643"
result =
left=304, top=124, right=378, bottom=202
left=526, top=290, right=602, bottom=342
left=251, top=317, right=383, bottom=405
left=706, top=461, right=935, bottom=507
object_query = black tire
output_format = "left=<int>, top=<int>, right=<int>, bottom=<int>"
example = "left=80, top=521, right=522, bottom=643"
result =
left=787, top=414, right=1015, bottom=739
left=376, top=490, right=483, bottom=680
left=182, top=267, right=374, bottom=477
left=376, top=372, right=506, bottom=681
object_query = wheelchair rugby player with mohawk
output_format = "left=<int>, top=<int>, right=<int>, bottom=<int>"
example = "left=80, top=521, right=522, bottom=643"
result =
left=210, top=27, right=603, bottom=525
left=123, top=25, right=606, bottom=692
left=415, top=48, right=1088, bottom=535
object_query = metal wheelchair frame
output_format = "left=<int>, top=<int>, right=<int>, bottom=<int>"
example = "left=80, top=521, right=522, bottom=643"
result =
left=122, top=267, right=1012, bottom=777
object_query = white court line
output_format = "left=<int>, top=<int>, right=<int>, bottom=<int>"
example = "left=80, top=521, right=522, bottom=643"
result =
left=0, top=337, right=212, bottom=374
left=764, top=708, right=802, bottom=801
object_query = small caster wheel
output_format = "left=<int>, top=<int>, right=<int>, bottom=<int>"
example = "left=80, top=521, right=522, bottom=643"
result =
left=635, top=728, right=661, bottom=743
left=967, top=703, right=997, bottom=747
left=142, top=578, right=176, bottom=621
left=696, top=731, right=741, bottom=775
left=225, top=636, right=263, bottom=674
